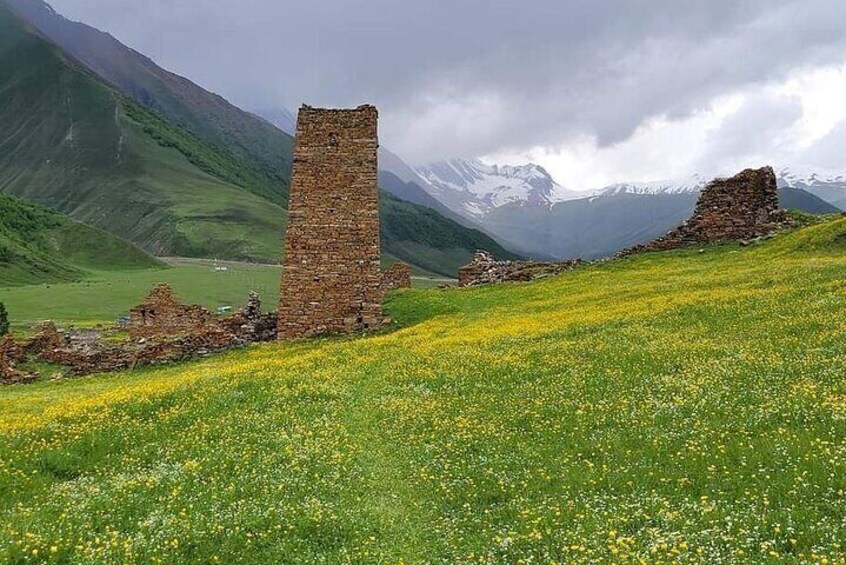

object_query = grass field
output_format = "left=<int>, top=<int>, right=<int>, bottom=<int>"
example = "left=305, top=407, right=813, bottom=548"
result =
left=0, top=258, right=451, bottom=331
left=2, top=220, right=846, bottom=563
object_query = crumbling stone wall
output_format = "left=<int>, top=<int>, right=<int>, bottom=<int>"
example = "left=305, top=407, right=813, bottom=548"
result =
left=381, top=262, right=413, bottom=293
left=1, top=335, right=35, bottom=385
left=129, top=284, right=214, bottom=340
left=622, top=167, right=791, bottom=255
left=22, top=321, right=64, bottom=358
left=278, top=105, right=384, bottom=339
left=222, top=292, right=279, bottom=343
left=459, top=251, right=583, bottom=287
left=4, top=286, right=280, bottom=384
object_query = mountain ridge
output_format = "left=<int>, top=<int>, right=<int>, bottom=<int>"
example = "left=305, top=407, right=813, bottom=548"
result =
left=412, top=158, right=843, bottom=260
left=3, top=0, right=294, bottom=204
left=0, top=1, right=517, bottom=276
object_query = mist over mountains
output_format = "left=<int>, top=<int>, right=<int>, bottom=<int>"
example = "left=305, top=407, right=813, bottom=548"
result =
left=0, top=0, right=515, bottom=275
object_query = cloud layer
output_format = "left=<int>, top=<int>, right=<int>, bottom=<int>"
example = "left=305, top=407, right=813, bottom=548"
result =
left=49, top=0, right=846, bottom=184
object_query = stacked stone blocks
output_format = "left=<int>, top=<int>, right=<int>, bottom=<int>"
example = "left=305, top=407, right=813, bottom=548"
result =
left=278, top=105, right=384, bottom=339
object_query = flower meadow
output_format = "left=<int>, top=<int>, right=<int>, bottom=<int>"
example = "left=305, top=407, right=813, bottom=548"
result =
left=2, top=219, right=846, bottom=563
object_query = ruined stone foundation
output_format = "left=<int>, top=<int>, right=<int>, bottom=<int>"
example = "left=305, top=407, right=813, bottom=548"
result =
left=278, top=105, right=384, bottom=339
left=458, top=251, right=582, bottom=287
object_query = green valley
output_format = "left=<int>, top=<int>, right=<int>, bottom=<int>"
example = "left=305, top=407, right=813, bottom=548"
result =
left=0, top=1, right=516, bottom=276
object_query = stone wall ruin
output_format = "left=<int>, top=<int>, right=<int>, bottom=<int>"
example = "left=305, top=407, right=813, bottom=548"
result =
left=278, top=105, right=385, bottom=339
left=458, top=251, right=583, bottom=287
left=129, top=283, right=215, bottom=340
left=621, top=166, right=791, bottom=255
left=381, top=262, right=413, bottom=293
left=3, top=286, right=279, bottom=384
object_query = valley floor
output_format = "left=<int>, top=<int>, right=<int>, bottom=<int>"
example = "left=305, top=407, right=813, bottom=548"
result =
left=2, top=221, right=846, bottom=563
left=0, top=258, right=450, bottom=332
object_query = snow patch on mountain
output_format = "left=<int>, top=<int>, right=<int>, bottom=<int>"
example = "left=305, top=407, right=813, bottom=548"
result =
left=777, top=166, right=846, bottom=187
left=597, top=175, right=707, bottom=198
left=414, top=158, right=584, bottom=217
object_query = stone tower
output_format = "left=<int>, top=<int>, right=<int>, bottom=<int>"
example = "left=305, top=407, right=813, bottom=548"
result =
left=278, top=105, right=383, bottom=339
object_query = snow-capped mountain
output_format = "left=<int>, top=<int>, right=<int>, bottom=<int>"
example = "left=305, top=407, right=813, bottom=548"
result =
left=776, top=166, right=846, bottom=210
left=777, top=166, right=846, bottom=187
left=410, top=160, right=842, bottom=261
left=597, top=175, right=707, bottom=197
left=415, top=158, right=585, bottom=218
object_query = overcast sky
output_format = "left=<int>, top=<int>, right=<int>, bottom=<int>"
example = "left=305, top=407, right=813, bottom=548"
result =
left=48, top=0, right=846, bottom=189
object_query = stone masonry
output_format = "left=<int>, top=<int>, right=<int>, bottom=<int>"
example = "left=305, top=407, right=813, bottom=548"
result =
left=129, top=283, right=215, bottom=340
left=459, top=251, right=583, bottom=287
left=621, top=166, right=791, bottom=255
left=278, top=105, right=384, bottom=339
left=0, top=334, right=36, bottom=385
left=381, top=262, right=413, bottom=293
left=1, top=286, right=281, bottom=384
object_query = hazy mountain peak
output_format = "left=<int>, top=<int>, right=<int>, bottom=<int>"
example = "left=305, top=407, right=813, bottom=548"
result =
left=777, top=165, right=846, bottom=187
left=414, top=158, right=583, bottom=218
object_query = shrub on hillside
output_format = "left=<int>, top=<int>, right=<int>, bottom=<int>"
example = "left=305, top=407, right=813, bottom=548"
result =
left=0, top=302, right=8, bottom=336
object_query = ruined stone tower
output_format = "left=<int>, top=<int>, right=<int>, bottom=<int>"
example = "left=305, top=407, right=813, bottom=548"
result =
left=278, top=105, right=383, bottom=339
left=621, top=166, right=790, bottom=255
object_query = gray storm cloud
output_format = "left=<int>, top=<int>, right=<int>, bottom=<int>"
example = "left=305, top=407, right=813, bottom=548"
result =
left=48, top=0, right=846, bottom=165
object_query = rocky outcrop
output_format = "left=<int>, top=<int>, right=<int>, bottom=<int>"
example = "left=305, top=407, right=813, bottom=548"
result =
left=458, top=251, right=582, bottom=287
left=622, top=167, right=792, bottom=255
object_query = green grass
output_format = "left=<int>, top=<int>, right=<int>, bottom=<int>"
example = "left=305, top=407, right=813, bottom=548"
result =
left=0, top=257, right=451, bottom=331
left=0, top=4, right=518, bottom=276
left=0, top=193, right=160, bottom=286
left=0, top=259, right=278, bottom=330
left=1, top=220, right=845, bottom=562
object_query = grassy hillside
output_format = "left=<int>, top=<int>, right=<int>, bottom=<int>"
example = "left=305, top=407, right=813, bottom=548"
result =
left=0, top=3, right=508, bottom=275
left=0, top=2, right=288, bottom=262
left=4, top=0, right=294, bottom=203
left=2, top=220, right=846, bottom=562
left=381, top=192, right=519, bottom=275
left=0, top=193, right=159, bottom=286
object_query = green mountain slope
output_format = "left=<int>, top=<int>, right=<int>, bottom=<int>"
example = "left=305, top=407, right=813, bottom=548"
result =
left=4, top=0, right=293, bottom=204
left=0, top=3, right=507, bottom=275
left=381, top=192, right=519, bottom=275
left=0, top=3, right=288, bottom=262
left=779, top=186, right=841, bottom=214
left=0, top=193, right=160, bottom=285
left=3, top=219, right=846, bottom=561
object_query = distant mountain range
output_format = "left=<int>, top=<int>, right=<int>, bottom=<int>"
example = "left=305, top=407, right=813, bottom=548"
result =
left=0, top=0, right=515, bottom=277
left=415, top=159, right=585, bottom=218
left=410, top=158, right=844, bottom=259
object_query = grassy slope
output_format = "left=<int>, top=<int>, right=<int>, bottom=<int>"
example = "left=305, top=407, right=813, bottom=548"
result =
left=381, top=192, right=520, bottom=275
left=2, top=220, right=846, bottom=562
left=4, top=0, right=294, bottom=203
left=0, top=193, right=160, bottom=286
left=0, top=3, right=288, bottom=263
